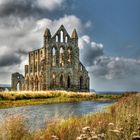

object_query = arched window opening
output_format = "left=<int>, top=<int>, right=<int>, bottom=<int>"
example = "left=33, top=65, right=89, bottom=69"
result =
left=35, top=77, right=38, bottom=91
left=60, top=30, right=64, bottom=43
left=60, top=75, right=63, bottom=88
left=86, top=78, right=89, bottom=89
left=80, top=76, right=83, bottom=90
left=52, top=48, right=56, bottom=66
left=30, top=65, right=33, bottom=73
left=65, top=36, right=68, bottom=43
left=26, top=79, right=29, bottom=90
left=35, top=63, right=37, bottom=72
left=67, top=76, right=71, bottom=88
left=80, top=65, right=83, bottom=71
left=30, top=81, right=33, bottom=91
left=67, top=48, right=72, bottom=64
left=16, top=82, right=20, bottom=91
left=56, top=35, right=58, bottom=42
left=60, top=47, right=64, bottom=67
left=52, top=73, right=56, bottom=88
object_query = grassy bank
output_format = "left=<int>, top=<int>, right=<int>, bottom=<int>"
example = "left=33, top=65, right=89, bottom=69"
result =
left=0, top=91, right=121, bottom=108
left=0, top=93, right=139, bottom=140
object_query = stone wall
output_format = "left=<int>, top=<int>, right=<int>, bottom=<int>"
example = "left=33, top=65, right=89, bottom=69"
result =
left=11, top=72, right=24, bottom=91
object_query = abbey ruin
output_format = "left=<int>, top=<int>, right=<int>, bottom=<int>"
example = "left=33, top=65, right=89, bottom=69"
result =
left=11, top=25, right=90, bottom=91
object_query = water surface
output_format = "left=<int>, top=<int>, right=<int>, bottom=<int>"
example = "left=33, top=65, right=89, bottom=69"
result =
left=0, top=101, right=113, bottom=131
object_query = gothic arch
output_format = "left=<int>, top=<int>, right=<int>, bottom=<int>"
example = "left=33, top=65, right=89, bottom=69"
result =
left=80, top=76, right=83, bottom=90
left=29, top=76, right=34, bottom=91
left=35, top=75, right=39, bottom=91
left=60, top=30, right=64, bottom=42
left=25, top=76, right=29, bottom=90
left=67, top=75, right=71, bottom=88
left=51, top=73, right=56, bottom=88
left=59, top=46, right=65, bottom=67
left=67, top=47, right=72, bottom=65
left=16, top=82, right=21, bottom=91
left=56, top=35, right=59, bottom=42
left=52, top=46, right=57, bottom=66
left=60, top=74, right=64, bottom=88
left=11, top=72, right=24, bottom=91
left=38, top=75, right=43, bottom=90
left=65, top=36, right=68, bottom=43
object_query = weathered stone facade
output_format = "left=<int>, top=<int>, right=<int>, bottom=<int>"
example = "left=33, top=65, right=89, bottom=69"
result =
left=11, top=72, right=24, bottom=91
left=11, top=25, right=90, bottom=91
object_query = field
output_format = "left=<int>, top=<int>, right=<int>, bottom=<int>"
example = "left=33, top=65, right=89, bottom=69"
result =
left=0, top=92, right=139, bottom=140
left=0, top=91, right=121, bottom=108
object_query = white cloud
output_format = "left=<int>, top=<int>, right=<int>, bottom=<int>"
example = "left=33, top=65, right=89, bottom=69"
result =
left=34, top=15, right=85, bottom=35
left=79, top=35, right=104, bottom=66
left=36, top=0, right=65, bottom=11
left=88, top=56, right=140, bottom=80
left=0, top=0, right=7, bottom=5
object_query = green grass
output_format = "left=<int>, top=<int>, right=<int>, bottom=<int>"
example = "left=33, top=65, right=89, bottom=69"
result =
left=0, top=97, right=94, bottom=109
left=0, top=91, right=121, bottom=109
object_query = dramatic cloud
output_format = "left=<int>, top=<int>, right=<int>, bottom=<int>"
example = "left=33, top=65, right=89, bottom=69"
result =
left=34, top=15, right=86, bottom=35
left=78, top=34, right=140, bottom=91
left=0, top=46, right=21, bottom=67
left=88, top=56, right=140, bottom=79
left=79, top=35, right=104, bottom=66
left=0, top=14, right=90, bottom=84
left=0, top=0, right=65, bottom=17
left=86, top=56, right=140, bottom=91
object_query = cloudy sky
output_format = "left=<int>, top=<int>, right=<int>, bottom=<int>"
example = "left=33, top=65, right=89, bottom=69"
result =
left=0, top=0, right=140, bottom=91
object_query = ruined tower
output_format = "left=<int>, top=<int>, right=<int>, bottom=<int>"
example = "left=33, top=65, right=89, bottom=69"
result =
left=12, top=25, right=90, bottom=91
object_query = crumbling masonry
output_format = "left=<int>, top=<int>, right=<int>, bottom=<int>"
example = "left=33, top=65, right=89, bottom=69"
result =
left=11, top=25, right=90, bottom=91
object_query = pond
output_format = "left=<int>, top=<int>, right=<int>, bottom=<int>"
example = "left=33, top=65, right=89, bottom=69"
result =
left=0, top=101, right=113, bottom=131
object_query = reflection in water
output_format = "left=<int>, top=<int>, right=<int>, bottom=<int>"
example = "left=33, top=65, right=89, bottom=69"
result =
left=0, top=101, right=113, bottom=131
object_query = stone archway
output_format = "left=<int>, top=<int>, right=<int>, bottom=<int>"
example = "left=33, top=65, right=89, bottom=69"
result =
left=11, top=72, right=24, bottom=91
left=67, top=75, right=71, bottom=88
left=16, top=82, right=20, bottom=91
left=80, top=76, right=83, bottom=90
left=60, top=74, right=63, bottom=88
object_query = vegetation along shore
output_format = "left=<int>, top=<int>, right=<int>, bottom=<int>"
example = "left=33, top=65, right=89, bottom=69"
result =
left=0, top=91, right=121, bottom=109
left=0, top=92, right=139, bottom=140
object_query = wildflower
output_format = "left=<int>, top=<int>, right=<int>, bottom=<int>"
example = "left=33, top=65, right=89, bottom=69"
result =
left=82, top=126, right=91, bottom=134
left=79, top=134, right=88, bottom=139
left=132, top=132, right=138, bottom=136
left=108, top=122, right=114, bottom=126
left=51, top=135, right=59, bottom=140
left=76, top=136, right=82, bottom=140
left=109, top=129, right=120, bottom=134
left=119, top=127, right=124, bottom=131
left=98, top=133, right=105, bottom=139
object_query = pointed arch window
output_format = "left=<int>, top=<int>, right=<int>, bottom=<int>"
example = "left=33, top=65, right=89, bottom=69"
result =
left=67, top=48, right=72, bottom=65
left=67, top=75, right=71, bottom=88
left=52, top=73, right=56, bottom=88
left=56, top=35, right=58, bottom=42
left=52, top=47, right=56, bottom=66
left=80, top=76, right=83, bottom=90
left=60, top=30, right=64, bottom=42
left=65, top=36, right=68, bottom=43
left=60, top=47, right=64, bottom=67
left=16, top=82, right=20, bottom=91
left=60, top=75, right=63, bottom=88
